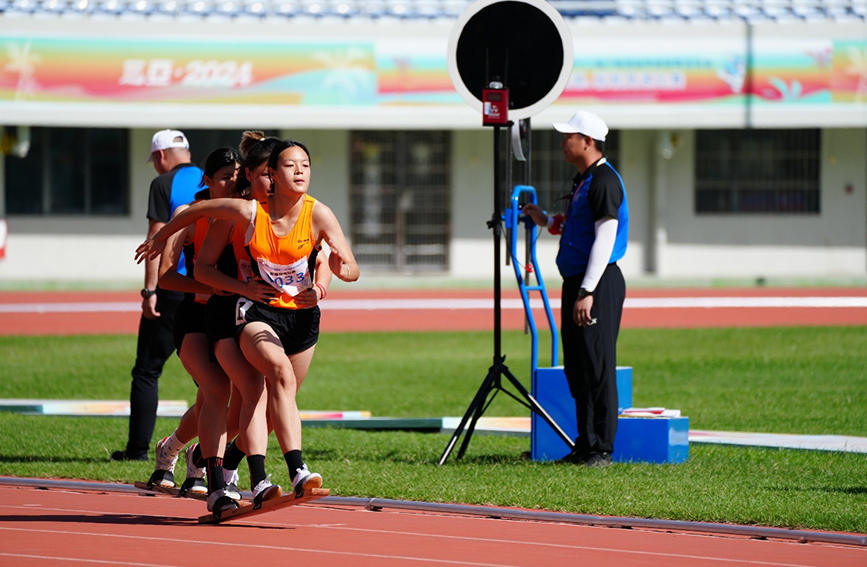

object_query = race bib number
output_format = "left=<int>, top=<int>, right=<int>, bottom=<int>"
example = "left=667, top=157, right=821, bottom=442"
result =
left=235, top=297, right=253, bottom=325
left=257, top=256, right=311, bottom=297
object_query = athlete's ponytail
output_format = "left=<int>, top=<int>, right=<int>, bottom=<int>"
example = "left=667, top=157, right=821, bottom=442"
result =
left=237, top=133, right=281, bottom=199
left=242, top=135, right=281, bottom=172
left=239, top=130, right=267, bottom=159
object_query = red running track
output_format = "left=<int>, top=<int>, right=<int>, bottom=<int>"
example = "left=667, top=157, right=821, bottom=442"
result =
left=0, top=482, right=864, bottom=567
left=1, top=287, right=866, bottom=336
left=1, top=289, right=865, bottom=565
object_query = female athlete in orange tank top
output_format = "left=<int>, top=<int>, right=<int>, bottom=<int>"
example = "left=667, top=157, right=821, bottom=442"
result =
left=196, top=133, right=329, bottom=507
left=138, top=139, right=356, bottom=501
left=153, top=148, right=252, bottom=514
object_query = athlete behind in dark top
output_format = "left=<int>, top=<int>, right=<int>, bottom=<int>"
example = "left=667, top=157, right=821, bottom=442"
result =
left=113, top=130, right=202, bottom=463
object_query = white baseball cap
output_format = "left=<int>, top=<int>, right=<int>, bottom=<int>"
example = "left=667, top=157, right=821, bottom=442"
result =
left=553, top=111, right=609, bottom=142
left=146, top=129, right=189, bottom=162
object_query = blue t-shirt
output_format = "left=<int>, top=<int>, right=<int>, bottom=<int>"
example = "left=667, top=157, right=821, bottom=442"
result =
left=146, top=163, right=203, bottom=276
left=556, top=158, right=629, bottom=278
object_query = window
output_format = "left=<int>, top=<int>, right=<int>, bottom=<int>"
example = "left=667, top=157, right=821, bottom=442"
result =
left=495, top=127, right=620, bottom=214
left=528, top=129, right=620, bottom=214
left=349, top=131, right=451, bottom=272
left=4, top=127, right=130, bottom=216
left=184, top=129, right=275, bottom=167
left=695, top=129, right=820, bottom=214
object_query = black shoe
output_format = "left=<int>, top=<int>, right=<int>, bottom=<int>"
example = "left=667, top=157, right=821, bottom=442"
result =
left=585, top=452, right=613, bottom=468
left=557, top=449, right=590, bottom=465
left=110, top=449, right=148, bottom=462
left=146, top=469, right=175, bottom=489
left=178, top=476, right=208, bottom=497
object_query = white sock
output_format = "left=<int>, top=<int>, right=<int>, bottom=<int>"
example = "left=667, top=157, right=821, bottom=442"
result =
left=163, top=432, right=187, bottom=457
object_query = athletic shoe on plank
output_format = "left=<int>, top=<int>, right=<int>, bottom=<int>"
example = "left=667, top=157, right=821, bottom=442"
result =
left=223, top=467, right=240, bottom=491
left=207, top=487, right=241, bottom=514
left=181, top=444, right=207, bottom=495
left=147, top=468, right=175, bottom=489
left=252, top=477, right=282, bottom=508
left=291, top=464, right=322, bottom=496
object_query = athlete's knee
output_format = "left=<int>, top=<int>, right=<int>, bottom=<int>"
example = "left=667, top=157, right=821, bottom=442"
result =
left=234, top=379, right=266, bottom=404
left=200, top=378, right=232, bottom=405
left=268, top=364, right=297, bottom=396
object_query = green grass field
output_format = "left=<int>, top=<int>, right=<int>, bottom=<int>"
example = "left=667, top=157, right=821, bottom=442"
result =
left=1, top=327, right=865, bottom=533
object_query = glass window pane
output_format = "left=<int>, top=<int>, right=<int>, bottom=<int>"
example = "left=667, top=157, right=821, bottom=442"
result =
left=696, top=129, right=820, bottom=214
left=90, top=129, right=129, bottom=215
left=350, top=131, right=450, bottom=272
left=4, top=127, right=44, bottom=215
left=183, top=129, right=270, bottom=168
left=48, top=128, right=86, bottom=214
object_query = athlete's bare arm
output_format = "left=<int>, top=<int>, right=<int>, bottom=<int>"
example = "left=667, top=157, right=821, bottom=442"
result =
left=135, top=198, right=253, bottom=264
left=195, top=219, right=279, bottom=304
left=142, top=218, right=164, bottom=320
left=157, top=209, right=214, bottom=296
left=312, top=202, right=359, bottom=283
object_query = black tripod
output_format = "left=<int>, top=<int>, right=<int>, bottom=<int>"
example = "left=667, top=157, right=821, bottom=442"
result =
left=437, top=124, right=574, bottom=466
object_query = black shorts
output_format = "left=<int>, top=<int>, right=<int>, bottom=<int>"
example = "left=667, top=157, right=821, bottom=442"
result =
left=206, top=294, right=247, bottom=345
left=241, top=302, right=320, bottom=356
left=172, top=298, right=208, bottom=353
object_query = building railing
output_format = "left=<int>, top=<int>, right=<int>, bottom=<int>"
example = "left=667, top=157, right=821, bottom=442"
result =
left=1, top=0, right=864, bottom=21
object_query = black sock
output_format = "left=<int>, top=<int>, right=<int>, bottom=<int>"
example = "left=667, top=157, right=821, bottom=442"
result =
left=248, top=454, right=267, bottom=489
left=192, top=444, right=205, bottom=468
left=224, top=439, right=247, bottom=471
left=205, top=456, right=226, bottom=494
left=284, top=450, right=303, bottom=480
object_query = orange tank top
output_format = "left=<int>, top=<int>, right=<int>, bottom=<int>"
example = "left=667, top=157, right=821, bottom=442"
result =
left=246, top=195, right=317, bottom=310
left=229, top=221, right=254, bottom=284
left=183, top=210, right=213, bottom=305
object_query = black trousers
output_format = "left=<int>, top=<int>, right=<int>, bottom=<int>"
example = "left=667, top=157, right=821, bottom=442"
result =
left=561, top=263, right=626, bottom=455
left=125, top=287, right=183, bottom=456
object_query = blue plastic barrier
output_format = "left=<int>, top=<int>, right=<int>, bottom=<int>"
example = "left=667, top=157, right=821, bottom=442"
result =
left=531, top=366, right=689, bottom=464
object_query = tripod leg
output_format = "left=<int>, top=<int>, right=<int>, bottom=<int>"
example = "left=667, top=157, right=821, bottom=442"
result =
left=438, top=369, right=497, bottom=466
left=501, top=367, right=575, bottom=450
left=456, top=372, right=495, bottom=460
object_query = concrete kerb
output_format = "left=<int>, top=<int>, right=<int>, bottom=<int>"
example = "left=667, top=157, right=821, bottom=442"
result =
left=1, top=476, right=864, bottom=547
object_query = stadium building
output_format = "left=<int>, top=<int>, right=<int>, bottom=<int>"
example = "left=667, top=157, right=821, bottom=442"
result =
left=0, top=0, right=865, bottom=284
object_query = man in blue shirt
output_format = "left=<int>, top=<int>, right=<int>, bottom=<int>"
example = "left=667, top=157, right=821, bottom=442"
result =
left=112, top=130, right=203, bottom=461
left=524, top=111, right=629, bottom=468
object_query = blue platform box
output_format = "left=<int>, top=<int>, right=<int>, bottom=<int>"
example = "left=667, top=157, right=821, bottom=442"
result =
left=531, top=366, right=689, bottom=464
left=614, top=416, right=689, bottom=464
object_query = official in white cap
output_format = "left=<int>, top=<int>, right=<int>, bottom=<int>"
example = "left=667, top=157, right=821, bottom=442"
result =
left=552, top=110, right=609, bottom=142
left=147, top=129, right=190, bottom=165
left=523, top=110, right=629, bottom=468
left=112, top=129, right=203, bottom=462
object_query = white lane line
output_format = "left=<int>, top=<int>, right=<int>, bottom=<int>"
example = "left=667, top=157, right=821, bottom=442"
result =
left=0, top=552, right=186, bottom=567
left=0, top=516, right=839, bottom=567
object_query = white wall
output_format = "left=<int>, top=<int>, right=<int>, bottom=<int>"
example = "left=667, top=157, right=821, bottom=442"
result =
left=449, top=129, right=495, bottom=279
left=286, top=129, right=351, bottom=227
left=655, top=129, right=867, bottom=278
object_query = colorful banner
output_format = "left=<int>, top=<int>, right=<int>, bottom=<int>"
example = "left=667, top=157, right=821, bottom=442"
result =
left=0, top=33, right=864, bottom=108
left=0, top=36, right=382, bottom=105
left=558, top=37, right=835, bottom=105
left=831, top=39, right=867, bottom=103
